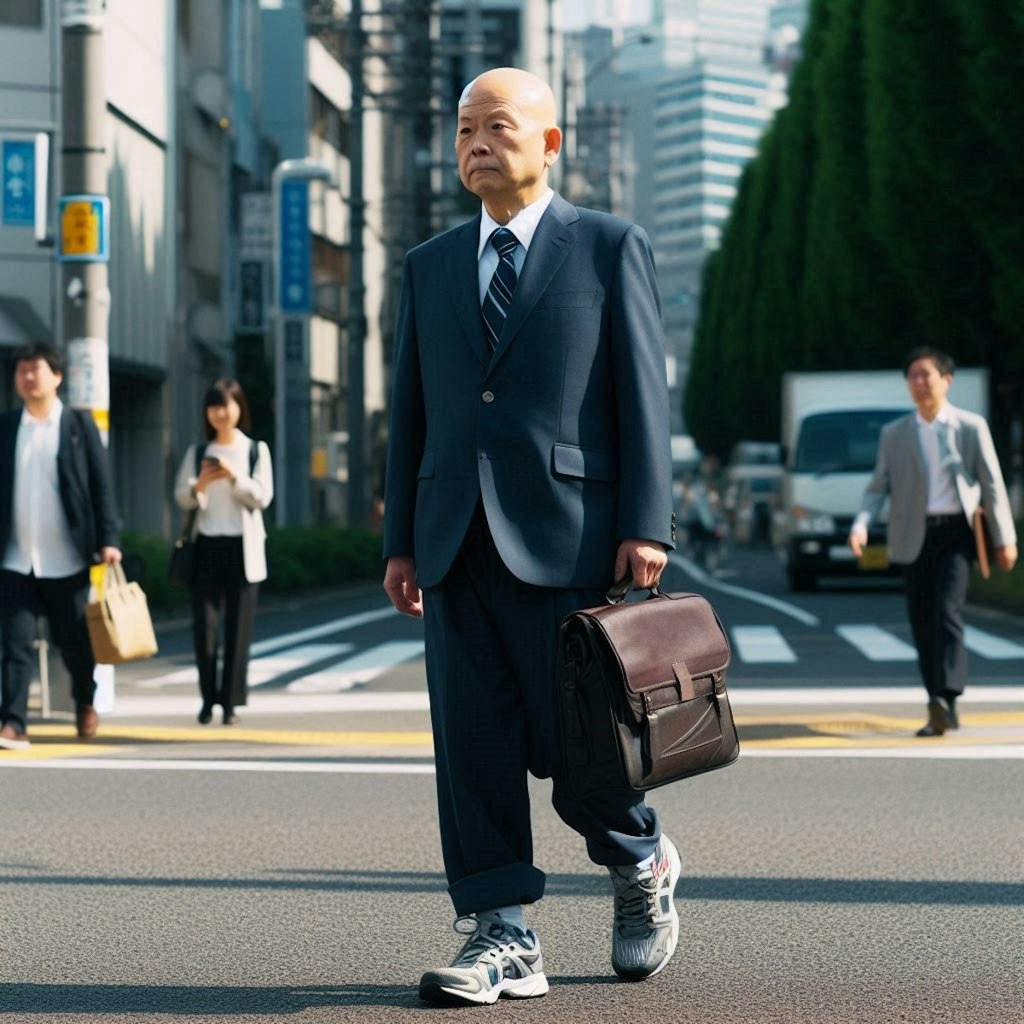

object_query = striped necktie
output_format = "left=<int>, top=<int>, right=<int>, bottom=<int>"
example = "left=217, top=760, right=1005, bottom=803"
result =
left=481, top=227, right=520, bottom=351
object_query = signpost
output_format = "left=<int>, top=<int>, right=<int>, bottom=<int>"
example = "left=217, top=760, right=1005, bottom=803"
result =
left=271, top=160, right=335, bottom=526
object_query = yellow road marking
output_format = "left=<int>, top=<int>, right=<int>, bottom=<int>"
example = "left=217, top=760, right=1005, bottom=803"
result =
left=2, top=712, right=1020, bottom=763
left=18, top=724, right=435, bottom=747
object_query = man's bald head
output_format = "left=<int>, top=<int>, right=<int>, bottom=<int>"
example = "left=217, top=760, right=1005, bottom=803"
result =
left=459, top=68, right=558, bottom=125
left=455, top=67, right=562, bottom=222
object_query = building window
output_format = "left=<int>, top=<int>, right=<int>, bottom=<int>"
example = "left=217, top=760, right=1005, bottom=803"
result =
left=0, top=0, right=42, bottom=28
left=311, top=88, right=350, bottom=156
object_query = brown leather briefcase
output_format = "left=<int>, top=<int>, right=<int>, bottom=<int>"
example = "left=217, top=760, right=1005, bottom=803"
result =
left=558, top=584, right=739, bottom=794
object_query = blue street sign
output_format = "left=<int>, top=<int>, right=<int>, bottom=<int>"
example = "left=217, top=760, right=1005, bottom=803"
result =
left=279, top=178, right=311, bottom=314
left=2, top=139, right=35, bottom=227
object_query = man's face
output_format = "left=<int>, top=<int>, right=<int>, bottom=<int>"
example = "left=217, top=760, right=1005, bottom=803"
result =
left=906, top=357, right=951, bottom=411
left=455, top=85, right=557, bottom=209
left=14, top=358, right=62, bottom=405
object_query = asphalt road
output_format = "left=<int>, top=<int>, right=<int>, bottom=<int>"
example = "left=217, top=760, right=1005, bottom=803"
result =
left=1, top=545, right=1022, bottom=1023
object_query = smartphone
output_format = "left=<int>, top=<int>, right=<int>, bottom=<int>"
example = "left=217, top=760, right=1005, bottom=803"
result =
left=202, top=455, right=222, bottom=467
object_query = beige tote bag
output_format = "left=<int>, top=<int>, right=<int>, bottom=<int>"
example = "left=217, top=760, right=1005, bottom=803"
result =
left=86, top=564, right=159, bottom=665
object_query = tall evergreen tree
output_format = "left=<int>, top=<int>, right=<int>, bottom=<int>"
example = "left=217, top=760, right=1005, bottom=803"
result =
left=802, top=0, right=913, bottom=368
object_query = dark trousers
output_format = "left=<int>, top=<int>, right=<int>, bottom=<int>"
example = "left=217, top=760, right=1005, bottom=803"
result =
left=191, top=536, right=258, bottom=710
left=902, top=516, right=974, bottom=700
left=0, top=569, right=95, bottom=732
left=423, top=504, right=660, bottom=917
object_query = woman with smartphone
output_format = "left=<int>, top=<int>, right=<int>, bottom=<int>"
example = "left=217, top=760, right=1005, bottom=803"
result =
left=173, top=379, right=274, bottom=724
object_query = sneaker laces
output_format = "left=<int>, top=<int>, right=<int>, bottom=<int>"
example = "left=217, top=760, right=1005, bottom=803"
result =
left=451, top=914, right=521, bottom=967
left=610, top=864, right=659, bottom=938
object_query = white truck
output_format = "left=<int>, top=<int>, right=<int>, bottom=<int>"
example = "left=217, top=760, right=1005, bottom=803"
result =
left=778, top=368, right=989, bottom=591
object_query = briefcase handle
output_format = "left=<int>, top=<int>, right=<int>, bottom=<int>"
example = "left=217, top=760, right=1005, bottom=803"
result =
left=606, top=575, right=668, bottom=606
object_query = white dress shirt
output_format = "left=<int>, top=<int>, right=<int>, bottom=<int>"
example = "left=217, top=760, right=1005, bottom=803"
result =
left=915, top=405, right=961, bottom=515
left=477, top=188, right=555, bottom=304
left=189, top=432, right=258, bottom=537
left=2, top=398, right=87, bottom=578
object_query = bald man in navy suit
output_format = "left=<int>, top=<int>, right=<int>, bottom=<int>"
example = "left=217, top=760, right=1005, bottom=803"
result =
left=383, top=68, right=679, bottom=1005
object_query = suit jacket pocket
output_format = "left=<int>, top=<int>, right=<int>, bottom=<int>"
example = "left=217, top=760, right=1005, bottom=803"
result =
left=552, top=443, right=616, bottom=482
left=417, top=450, right=436, bottom=479
left=532, top=289, right=599, bottom=310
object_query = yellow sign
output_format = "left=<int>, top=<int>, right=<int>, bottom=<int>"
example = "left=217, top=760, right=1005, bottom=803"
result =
left=61, top=200, right=100, bottom=256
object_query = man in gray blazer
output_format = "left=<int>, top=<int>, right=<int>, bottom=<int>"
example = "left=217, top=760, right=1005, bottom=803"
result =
left=849, top=348, right=1017, bottom=736
left=383, top=68, right=678, bottom=1004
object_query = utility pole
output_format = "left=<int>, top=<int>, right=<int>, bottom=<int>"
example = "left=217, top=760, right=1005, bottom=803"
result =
left=345, top=0, right=368, bottom=528
left=59, top=0, right=111, bottom=443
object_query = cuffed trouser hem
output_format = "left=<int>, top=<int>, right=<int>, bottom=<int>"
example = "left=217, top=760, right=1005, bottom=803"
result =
left=448, top=862, right=546, bottom=918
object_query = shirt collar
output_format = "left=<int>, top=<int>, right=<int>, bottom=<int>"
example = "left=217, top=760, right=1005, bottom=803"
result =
left=478, top=188, right=554, bottom=260
left=21, top=397, right=63, bottom=428
left=915, top=403, right=951, bottom=429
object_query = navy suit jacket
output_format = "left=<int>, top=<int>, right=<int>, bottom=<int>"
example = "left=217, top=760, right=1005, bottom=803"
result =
left=0, top=406, right=121, bottom=568
left=383, top=192, right=674, bottom=590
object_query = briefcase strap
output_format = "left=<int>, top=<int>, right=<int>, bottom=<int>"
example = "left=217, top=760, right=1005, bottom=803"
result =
left=606, top=575, right=670, bottom=606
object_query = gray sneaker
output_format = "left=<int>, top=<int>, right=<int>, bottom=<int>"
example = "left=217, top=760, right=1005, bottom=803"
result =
left=418, top=914, right=549, bottom=1006
left=608, top=834, right=681, bottom=980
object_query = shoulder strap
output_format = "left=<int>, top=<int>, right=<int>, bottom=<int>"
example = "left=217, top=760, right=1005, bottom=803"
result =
left=193, top=442, right=208, bottom=475
left=250, top=439, right=258, bottom=474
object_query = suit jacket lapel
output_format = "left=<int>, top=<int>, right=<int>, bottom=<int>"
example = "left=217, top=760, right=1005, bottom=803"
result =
left=488, top=193, right=579, bottom=372
left=901, top=415, right=928, bottom=506
left=448, top=215, right=491, bottom=370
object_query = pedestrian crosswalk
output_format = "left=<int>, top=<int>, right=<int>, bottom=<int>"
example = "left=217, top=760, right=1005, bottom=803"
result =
left=140, top=618, right=1021, bottom=697
left=731, top=623, right=1024, bottom=665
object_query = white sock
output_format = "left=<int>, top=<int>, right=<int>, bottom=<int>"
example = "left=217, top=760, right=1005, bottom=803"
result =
left=635, top=852, right=656, bottom=870
left=479, top=904, right=526, bottom=930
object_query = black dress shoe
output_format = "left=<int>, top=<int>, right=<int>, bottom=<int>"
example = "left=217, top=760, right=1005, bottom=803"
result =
left=945, top=699, right=960, bottom=730
left=915, top=699, right=949, bottom=737
left=222, top=708, right=239, bottom=726
left=198, top=704, right=213, bottom=725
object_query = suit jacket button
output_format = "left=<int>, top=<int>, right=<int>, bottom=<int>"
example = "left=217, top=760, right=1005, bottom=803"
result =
left=481, top=390, right=495, bottom=403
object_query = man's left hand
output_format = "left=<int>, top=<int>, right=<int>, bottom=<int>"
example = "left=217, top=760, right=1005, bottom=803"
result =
left=614, top=539, right=668, bottom=590
left=996, top=544, right=1018, bottom=572
left=100, top=547, right=122, bottom=565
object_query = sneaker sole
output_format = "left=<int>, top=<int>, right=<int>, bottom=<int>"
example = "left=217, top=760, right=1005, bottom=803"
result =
left=0, top=737, right=31, bottom=751
left=419, top=972, right=549, bottom=1006
left=613, top=837, right=682, bottom=982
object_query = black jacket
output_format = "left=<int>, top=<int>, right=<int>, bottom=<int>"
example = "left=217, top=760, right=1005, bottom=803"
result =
left=0, top=405, right=121, bottom=568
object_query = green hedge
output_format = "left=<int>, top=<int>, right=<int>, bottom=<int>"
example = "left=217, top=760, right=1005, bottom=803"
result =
left=121, top=526, right=383, bottom=612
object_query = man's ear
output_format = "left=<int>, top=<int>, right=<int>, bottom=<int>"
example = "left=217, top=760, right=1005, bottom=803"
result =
left=544, top=126, right=562, bottom=165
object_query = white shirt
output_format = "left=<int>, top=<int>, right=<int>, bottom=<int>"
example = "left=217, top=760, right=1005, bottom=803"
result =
left=2, top=398, right=87, bottom=578
left=190, top=431, right=257, bottom=537
left=477, top=188, right=555, bottom=304
left=915, top=405, right=961, bottom=515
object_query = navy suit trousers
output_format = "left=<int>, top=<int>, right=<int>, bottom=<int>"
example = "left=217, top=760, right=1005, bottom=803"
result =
left=423, top=503, right=660, bottom=916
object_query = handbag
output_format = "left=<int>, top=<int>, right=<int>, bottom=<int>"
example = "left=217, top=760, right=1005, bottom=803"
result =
left=85, top=563, right=159, bottom=665
left=169, top=508, right=197, bottom=587
left=557, top=580, right=739, bottom=795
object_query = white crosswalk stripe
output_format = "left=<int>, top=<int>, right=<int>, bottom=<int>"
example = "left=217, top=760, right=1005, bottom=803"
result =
left=964, top=626, right=1024, bottom=660
left=834, top=625, right=918, bottom=662
left=287, top=640, right=425, bottom=693
left=730, top=626, right=797, bottom=664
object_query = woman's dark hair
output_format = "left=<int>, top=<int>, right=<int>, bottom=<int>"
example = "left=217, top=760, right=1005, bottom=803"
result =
left=202, top=378, right=252, bottom=439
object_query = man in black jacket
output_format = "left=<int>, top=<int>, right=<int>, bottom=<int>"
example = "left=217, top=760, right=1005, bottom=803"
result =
left=0, top=343, right=122, bottom=749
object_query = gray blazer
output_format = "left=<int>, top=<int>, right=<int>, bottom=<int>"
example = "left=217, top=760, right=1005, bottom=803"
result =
left=859, top=405, right=1017, bottom=564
